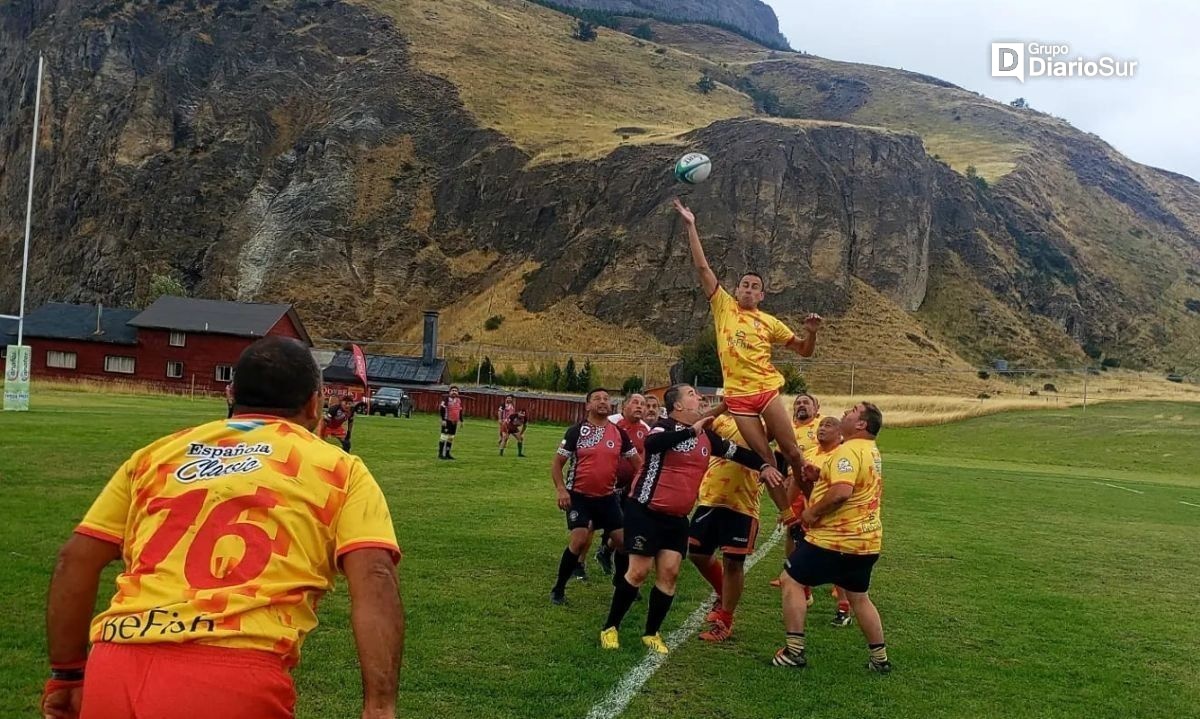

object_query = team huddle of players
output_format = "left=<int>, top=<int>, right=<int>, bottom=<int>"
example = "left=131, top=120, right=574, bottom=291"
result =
left=548, top=200, right=890, bottom=672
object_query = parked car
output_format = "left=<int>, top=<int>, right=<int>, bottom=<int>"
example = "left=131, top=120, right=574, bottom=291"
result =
left=369, top=387, right=412, bottom=417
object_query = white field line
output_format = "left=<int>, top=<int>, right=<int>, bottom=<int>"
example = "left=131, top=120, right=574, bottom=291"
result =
left=584, top=526, right=785, bottom=719
left=1091, top=481, right=1144, bottom=495
left=1179, top=501, right=1200, bottom=508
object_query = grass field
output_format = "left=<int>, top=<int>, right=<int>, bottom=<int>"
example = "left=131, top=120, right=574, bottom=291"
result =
left=2, top=390, right=1199, bottom=718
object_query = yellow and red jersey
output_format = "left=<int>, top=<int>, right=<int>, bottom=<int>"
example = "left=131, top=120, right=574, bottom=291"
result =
left=792, top=443, right=835, bottom=516
left=805, top=438, right=882, bottom=555
left=697, top=415, right=762, bottom=519
left=792, top=415, right=823, bottom=454
left=709, top=286, right=795, bottom=398
left=76, top=415, right=400, bottom=667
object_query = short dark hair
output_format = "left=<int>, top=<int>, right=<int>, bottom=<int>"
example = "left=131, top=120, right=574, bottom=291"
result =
left=585, top=387, right=608, bottom=402
left=450, top=385, right=460, bottom=391
left=739, top=271, right=765, bottom=289
left=232, top=337, right=320, bottom=414
left=505, top=394, right=514, bottom=400
left=663, top=383, right=689, bottom=414
left=860, top=401, right=883, bottom=436
left=341, top=395, right=355, bottom=402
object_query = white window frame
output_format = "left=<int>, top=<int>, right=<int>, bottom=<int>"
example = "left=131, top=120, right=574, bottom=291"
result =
left=46, top=350, right=78, bottom=370
left=166, top=361, right=184, bottom=379
left=104, top=356, right=136, bottom=375
left=215, top=365, right=234, bottom=383
left=169, top=331, right=187, bottom=347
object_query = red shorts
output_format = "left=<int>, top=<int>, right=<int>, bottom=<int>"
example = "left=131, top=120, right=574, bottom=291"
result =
left=321, top=424, right=347, bottom=440
left=81, top=642, right=295, bottom=719
left=725, top=388, right=780, bottom=416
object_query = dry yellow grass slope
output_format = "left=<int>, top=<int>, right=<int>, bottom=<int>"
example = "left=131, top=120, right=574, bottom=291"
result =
left=362, top=0, right=752, bottom=162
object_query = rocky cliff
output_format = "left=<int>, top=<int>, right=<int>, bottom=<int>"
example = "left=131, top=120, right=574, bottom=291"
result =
left=543, top=0, right=790, bottom=49
left=2, top=0, right=1198, bottom=373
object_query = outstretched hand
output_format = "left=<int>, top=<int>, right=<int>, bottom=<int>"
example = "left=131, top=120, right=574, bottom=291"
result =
left=760, top=465, right=785, bottom=488
left=690, top=415, right=714, bottom=436
left=672, top=198, right=696, bottom=226
left=803, top=313, right=823, bottom=333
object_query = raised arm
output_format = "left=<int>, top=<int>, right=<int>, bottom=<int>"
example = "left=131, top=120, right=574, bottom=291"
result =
left=343, top=548, right=405, bottom=719
left=784, top=314, right=823, bottom=358
left=673, top=199, right=719, bottom=298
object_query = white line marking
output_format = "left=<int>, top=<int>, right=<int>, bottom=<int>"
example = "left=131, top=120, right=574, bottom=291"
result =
left=585, top=526, right=784, bottom=719
left=1180, top=501, right=1200, bottom=508
left=1092, top=481, right=1144, bottom=494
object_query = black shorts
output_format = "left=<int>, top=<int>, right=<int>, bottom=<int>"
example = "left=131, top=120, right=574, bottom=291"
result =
left=623, top=500, right=690, bottom=557
left=567, top=491, right=623, bottom=532
left=688, top=505, right=758, bottom=560
left=784, top=539, right=879, bottom=593
left=441, top=420, right=458, bottom=436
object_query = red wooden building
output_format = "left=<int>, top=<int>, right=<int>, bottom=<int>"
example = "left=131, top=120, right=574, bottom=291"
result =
left=2, top=298, right=311, bottom=393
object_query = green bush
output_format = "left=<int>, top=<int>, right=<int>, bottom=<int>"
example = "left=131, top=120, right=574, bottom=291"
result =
left=631, top=23, right=655, bottom=41
left=484, top=315, right=504, bottom=331
left=696, top=74, right=717, bottom=94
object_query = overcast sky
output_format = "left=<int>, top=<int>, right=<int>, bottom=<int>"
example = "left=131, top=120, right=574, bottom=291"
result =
left=769, top=0, right=1200, bottom=181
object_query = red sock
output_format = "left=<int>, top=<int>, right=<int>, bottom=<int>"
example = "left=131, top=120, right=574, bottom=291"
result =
left=716, top=608, right=735, bottom=627
left=838, top=600, right=851, bottom=613
left=698, top=561, right=724, bottom=599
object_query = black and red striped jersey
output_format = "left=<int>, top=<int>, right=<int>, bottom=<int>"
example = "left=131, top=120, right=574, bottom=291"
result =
left=558, top=420, right=637, bottom=498
left=629, top=417, right=765, bottom=517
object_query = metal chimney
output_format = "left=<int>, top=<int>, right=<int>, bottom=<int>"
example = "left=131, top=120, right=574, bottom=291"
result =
left=421, top=311, right=439, bottom=366
left=94, top=303, right=104, bottom=335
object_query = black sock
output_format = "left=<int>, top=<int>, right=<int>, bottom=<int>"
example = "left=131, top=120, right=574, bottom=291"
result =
left=518, top=441, right=524, bottom=454
left=612, top=551, right=629, bottom=587
left=605, top=574, right=640, bottom=630
left=553, top=548, right=579, bottom=593
left=645, top=586, right=675, bottom=636
left=438, top=440, right=445, bottom=457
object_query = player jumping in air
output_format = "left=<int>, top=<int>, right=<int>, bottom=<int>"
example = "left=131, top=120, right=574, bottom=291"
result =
left=549, top=389, right=642, bottom=605
left=42, top=337, right=403, bottom=719
left=672, top=198, right=823, bottom=479
left=600, top=384, right=783, bottom=654
left=439, top=386, right=464, bottom=460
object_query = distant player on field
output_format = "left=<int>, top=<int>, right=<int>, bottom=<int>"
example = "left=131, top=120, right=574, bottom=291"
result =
left=42, top=337, right=403, bottom=719
left=774, top=402, right=890, bottom=673
left=502, top=409, right=528, bottom=457
left=549, top=389, right=641, bottom=605
left=673, top=198, right=822, bottom=479
left=320, top=395, right=356, bottom=453
left=438, top=386, right=465, bottom=460
left=600, top=384, right=783, bottom=654
left=497, top=394, right=516, bottom=452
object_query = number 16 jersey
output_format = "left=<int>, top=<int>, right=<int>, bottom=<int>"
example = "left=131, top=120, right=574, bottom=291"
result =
left=76, top=414, right=401, bottom=667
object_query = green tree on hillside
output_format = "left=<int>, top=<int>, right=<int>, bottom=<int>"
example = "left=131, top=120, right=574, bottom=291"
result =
left=564, top=357, right=579, bottom=392
left=137, top=272, right=187, bottom=308
left=631, top=23, right=655, bottom=41
left=676, top=326, right=722, bottom=387
left=696, top=73, right=717, bottom=94
left=573, top=19, right=597, bottom=41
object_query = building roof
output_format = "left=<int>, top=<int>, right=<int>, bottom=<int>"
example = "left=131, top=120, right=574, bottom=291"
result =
left=129, top=296, right=312, bottom=344
left=323, top=350, right=447, bottom=386
left=13, top=303, right=140, bottom=345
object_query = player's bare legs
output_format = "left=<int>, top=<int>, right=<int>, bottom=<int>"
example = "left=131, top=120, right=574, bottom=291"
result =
left=846, top=591, right=884, bottom=645
left=731, top=413, right=778, bottom=469
left=762, top=396, right=807, bottom=471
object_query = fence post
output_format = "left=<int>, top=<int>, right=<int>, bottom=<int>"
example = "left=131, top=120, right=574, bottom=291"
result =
left=849, top=363, right=855, bottom=396
left=190, top=374, right=195, bottom=401
left=1082, top=370, right=1088, bottom=413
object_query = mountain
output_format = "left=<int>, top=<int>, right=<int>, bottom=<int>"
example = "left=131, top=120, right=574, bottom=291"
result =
left=535, top=0, right=790, bottom=49
left=2, top=0, right=1199, bottom=387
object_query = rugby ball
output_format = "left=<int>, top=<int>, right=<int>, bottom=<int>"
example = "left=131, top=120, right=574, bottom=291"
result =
left=674, top=152, right=712, bottom=185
